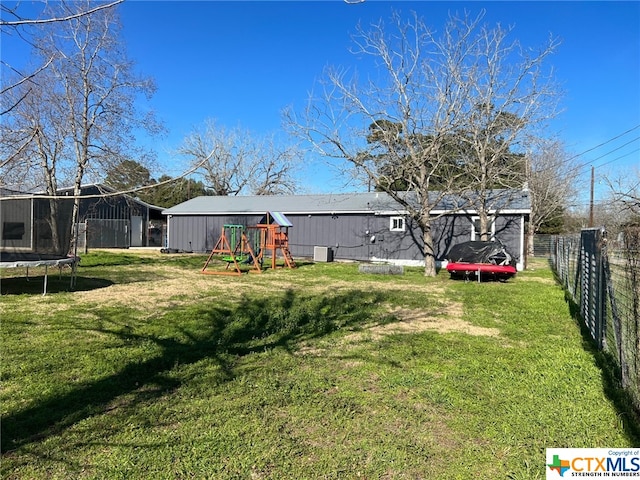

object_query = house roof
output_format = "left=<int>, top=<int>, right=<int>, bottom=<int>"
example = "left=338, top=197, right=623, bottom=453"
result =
left=163, top=190, right=531, bottom=216
left=0, top=187, right=29, bottom=197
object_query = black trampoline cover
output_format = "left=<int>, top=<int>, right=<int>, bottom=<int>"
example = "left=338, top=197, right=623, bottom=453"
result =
left=446, top=241, right=516, bottom=267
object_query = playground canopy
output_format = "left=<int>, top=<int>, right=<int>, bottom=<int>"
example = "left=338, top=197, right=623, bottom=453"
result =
left=259, top=212, right=293, bottom=227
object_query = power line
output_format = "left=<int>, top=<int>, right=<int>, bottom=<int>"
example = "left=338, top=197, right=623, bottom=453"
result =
left=592, top=145, right=640, bottom=171
left=587, top=136, right=640, bottom=169
left=566, top=123, right=640, bottom=163
left=528, top=124, right=640, bottom=180
left=562, top=132, right=640, bottom=177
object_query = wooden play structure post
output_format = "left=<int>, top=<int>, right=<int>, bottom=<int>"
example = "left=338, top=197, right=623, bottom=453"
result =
left=254, top=212, right=296, bottom=270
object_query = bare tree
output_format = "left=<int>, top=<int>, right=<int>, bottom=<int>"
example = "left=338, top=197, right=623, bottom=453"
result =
left=179, top=119, right=299, bottom=196
left=248, top=135, right=300, bottom=195
left=0, top=75, right=70, bottom=251
left=525, top=138, right=579, bottom=256
left=1, top=0, right=160, bottom=253
left=453, top=18, right=561, bottom=239
left=0, top=0, right=123, bottom=115
left=604, top=167, right=640, bottom=218
left=287, top=10, right=560, bottom=275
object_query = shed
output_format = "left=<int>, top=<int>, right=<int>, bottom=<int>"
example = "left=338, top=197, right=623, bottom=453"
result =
left=162, top=190, right=530, bottom=269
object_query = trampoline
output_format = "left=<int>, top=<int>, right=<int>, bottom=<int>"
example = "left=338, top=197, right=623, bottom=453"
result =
left=445, top=240, right=517, bottom=282
left=0, top=252, right=79, bottom=295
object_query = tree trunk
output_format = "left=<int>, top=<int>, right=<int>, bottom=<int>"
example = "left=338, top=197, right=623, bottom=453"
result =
left=527, top=230, right=535, bottom=257
left=47, top=198, right=61, bottom=254
left=69, top=193, right=81, bottom=256
left=421, top=219, right=437, bottom=277
left=69, top=165, right=85, bottom=255
left=479, top=208, right=490, bottom=241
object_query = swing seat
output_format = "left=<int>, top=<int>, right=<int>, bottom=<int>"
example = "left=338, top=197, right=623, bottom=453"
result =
left=222, top=255, right=246, bottom=263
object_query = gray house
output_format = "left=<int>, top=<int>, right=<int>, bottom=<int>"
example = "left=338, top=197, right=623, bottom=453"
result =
left=163, top=190, right=530, bottom=270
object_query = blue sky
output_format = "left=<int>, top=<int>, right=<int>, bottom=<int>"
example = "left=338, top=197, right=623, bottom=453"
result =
left=3, top=1, right=640, bottom=206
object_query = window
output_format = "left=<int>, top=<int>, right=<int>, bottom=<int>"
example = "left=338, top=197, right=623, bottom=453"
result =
left=2, top=222, right=25, bottom=240
left=471, top=216, right=494, bottom=241
left=390, top=216, right=405, bottom=232
left=472, top=218, right=481, bottom=239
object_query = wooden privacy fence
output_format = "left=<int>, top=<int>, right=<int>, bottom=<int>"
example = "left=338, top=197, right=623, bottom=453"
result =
left=551, top=227, right=640, bottom=415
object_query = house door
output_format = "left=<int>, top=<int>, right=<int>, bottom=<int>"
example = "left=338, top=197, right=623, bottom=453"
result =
left=131, top=216, right=143, bottom=247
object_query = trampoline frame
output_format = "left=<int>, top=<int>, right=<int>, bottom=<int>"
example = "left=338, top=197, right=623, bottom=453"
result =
left=0, top=255, right=79, bottom=295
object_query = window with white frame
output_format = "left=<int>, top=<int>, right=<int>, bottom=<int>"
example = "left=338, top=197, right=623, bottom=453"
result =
left=390, top=216, right=405, bottom=232
left=471, top=216, right=495, bottom=240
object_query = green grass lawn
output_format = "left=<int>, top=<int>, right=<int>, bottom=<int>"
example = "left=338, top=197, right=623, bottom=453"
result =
left=1, top=252, right=637, bottom=479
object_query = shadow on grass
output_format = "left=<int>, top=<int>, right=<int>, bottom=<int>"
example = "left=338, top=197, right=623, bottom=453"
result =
left=548, top=260, right=640, bottom=441
left=0, top=276, right=114, bottom=295
left=561, top=288, right=640, bottom=446
left=0, top=288, right=383, bottom=453
left=548, top=258, right=640, bottom=444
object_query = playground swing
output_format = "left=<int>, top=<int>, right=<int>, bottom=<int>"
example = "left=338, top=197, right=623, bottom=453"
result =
left=227, top=227, right=263, bottom=266
left=201, top=213, right=296, bottom=276
left=201, top=224, right=262, bottom=276
left=220, top=225, right=247, bottom=263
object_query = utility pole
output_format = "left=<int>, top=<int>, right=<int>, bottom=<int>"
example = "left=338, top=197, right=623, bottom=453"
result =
left=589, top=165, right=594, bottom=228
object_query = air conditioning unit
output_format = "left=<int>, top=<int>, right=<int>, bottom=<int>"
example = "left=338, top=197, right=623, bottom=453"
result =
left=314, top=246, right=333, bottom=262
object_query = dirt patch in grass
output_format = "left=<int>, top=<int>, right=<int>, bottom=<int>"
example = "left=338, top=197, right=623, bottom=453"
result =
left=382, top=304, right=500, bottom=336
left=4, top=260, right=476, bottom=343
left=518, top=275, right=556, bottom=284
left=68, top=264, right=449, bottom=312
left=343, top=302, right=499, bottom=342
left=298, top=298, right=499, bottom=357
left=79, top=265, right=496, bottom=345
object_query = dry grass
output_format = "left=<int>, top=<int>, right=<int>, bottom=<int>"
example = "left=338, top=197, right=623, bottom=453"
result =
left=73, top=264, right=222, bottom=308
left=381, top=304, right=500, bottom=337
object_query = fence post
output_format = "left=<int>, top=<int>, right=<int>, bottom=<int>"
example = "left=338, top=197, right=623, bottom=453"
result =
left=595, top=228, right=606, bottom=351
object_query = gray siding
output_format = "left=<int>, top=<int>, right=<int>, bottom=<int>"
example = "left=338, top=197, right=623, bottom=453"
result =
left=432, top=215, right=475, bottom=258
left=494, top=215, right=524, bottom=259
left=167, top=212, right=524, bottom=265
left=288, top=214, right=370, bottom=261
left=168, top=215, right=263, bottom=252
left=3, top=186, right=165, bottom=252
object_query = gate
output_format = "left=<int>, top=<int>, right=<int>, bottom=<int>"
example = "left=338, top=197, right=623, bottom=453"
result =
left=87, top=219, right=129, bottom=248
left=577, top=228, right=606, bottom=349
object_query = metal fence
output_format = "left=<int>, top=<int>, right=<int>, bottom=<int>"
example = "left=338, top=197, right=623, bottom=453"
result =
left=551, top=227, right=640, bottom=415
left=86, top=219, right=129, bottom=248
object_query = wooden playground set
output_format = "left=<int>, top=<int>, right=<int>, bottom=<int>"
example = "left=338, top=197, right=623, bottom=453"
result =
left=201, top=212, right=296, bottom=276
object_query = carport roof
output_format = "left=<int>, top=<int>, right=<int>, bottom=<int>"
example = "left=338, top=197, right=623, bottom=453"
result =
left=163, top=190, right=531, bottom=216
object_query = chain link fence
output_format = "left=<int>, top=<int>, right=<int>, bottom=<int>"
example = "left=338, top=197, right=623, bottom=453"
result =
left=551, top=227, right=640, bottom=416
